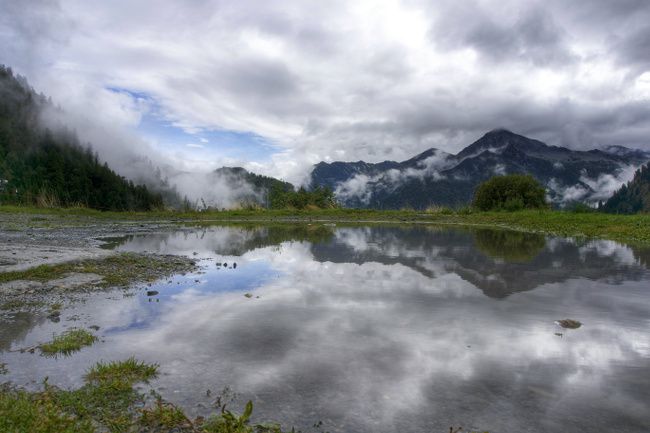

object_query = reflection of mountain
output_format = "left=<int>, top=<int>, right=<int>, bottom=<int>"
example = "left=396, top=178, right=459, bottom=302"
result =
left=309, top=227, right=649, bottom=298
left=473, top=229, right=545, bottom=262
left=109, top=224, right=334, bottom=256
left=108, top=224, right=649, bottom=299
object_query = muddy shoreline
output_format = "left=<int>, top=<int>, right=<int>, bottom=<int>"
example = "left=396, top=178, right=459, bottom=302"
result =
left=0, top=213, right=199, bottom=325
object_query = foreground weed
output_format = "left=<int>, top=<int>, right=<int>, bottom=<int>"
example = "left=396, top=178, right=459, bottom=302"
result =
left=139, top=398, right=190, bottom=430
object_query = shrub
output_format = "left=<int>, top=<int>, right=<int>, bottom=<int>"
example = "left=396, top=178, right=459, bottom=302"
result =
left=473, top=174, right=547, bottom=211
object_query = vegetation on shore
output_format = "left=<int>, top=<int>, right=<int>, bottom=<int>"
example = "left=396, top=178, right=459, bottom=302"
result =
left=472, top=174, right=547, bottom=211
left=1, top=358, right=487, bottom=432
left=0, top=252, right=196, bottom=287
left=0, top=358, right=291, bottom=433
left=602, top=162, right=650, bottom=214
left=2, top=204, right=650, bottom=244
left=0, top=66, right=165, bottom=212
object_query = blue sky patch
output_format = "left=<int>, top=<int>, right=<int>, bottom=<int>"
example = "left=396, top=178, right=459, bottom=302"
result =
left=107, top=86, right=281, bottom=162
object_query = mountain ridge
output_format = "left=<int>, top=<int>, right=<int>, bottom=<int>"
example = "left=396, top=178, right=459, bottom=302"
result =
left=310, top=129, right=650, bottom=209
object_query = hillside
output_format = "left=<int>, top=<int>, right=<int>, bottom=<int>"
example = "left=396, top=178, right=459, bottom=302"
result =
left=310, top=129, right=650, bottom=209
left=602, top=164, right=650, bottom=214
left=0, top=66, right=163, bottom=211
left=209, top=166, right=294, bottom=208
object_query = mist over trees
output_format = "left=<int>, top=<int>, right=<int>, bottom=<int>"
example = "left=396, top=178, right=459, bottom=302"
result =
left=0, top=65, right=163, bottom=210
left=602, top=164, right=650, bottom=214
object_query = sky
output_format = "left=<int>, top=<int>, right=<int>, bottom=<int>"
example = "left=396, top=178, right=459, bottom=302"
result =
left=1, top=0, right=650, bottom=184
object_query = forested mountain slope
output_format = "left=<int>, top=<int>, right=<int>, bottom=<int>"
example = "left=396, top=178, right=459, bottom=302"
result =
left=0, top=65, right=163, bottom=210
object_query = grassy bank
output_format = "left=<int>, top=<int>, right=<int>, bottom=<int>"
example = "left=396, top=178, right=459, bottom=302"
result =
left=2, top=205, right=650, bottom=244
left=0, top=358, right=290, bottom=433
left=0, top=253, right=196, bottom=287
left=0, top=358, right=487, bottom=433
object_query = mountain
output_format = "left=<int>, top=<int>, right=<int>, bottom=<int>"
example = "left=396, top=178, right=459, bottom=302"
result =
left=213, top=167, right=293, bottom=194
left=211, top=167, right=337, bottom=210
left=206, top=166, right=294, bottom=208
left=602, top=163, right=650, bottom=214
left=310, top=129, right=650, bottom=209
left=0, top=66, right=164, bottom=211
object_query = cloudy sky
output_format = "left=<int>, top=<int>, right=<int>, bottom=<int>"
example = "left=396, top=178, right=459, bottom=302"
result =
left=2, top=0, right=650, bottom=183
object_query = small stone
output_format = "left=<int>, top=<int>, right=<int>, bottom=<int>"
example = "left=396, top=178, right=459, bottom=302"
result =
left=244, top=293, right=253, bottom=298
left=556, top=319, right=582, bottom=329
left=147, top=290, right=159, bottom=296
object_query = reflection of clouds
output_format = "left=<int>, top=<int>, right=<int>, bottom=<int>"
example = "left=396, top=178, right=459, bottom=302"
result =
left=579, top=239, right=637, bottom=265
left=3, top=226, right=650, bottom=432
left=94, top=251, right=649, bottom=431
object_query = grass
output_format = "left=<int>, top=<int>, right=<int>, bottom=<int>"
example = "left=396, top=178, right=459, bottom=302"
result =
left=0, top=358, right=291, bottom=433
left=85, top=357, right=158, bottom=384
left=2, top=205, right=650, bottom=244
left=0, top=357, right=489, bottom=433
left=39, top=329, right=98, bottom=356
left=139, top=398, right=190, bottom=430
left=0, top=252, right=196, bottom=287
left=0, top=300, right=45, bottom=311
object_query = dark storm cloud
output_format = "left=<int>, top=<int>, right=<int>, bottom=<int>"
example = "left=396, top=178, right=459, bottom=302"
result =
left=614, top=26, right=650, bottom=71
left=220, top=57, right=299, bottom=99
left=429, top=4, right=574, bottom=66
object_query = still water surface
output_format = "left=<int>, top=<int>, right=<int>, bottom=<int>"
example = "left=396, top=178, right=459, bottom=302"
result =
left=2, top=225, right=650, bottom=432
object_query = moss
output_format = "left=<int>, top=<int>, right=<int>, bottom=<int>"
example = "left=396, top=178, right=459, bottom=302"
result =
left=39, top=329, right=97, bottom=356
left=0, top=359, right=296, bottom=433
left=0, top=252, right=196, bottom=288
left=0, top=300, right=45, bottom=311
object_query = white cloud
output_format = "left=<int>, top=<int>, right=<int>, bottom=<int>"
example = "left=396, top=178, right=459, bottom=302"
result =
left=1, top=0, right=650, bottom=186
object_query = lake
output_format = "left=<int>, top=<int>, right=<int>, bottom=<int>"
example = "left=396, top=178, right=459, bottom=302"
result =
left=2, top=224, right=650, bottom=432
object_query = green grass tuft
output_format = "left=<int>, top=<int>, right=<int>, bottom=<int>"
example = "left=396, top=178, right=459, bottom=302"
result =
left=39, top=329, right=97, bottom=356
left=0, top=387, right=93, bottom=433
left=85, top=357, right=158, bottom=385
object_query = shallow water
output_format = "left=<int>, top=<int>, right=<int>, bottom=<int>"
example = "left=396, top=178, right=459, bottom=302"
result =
left=2, top=224, right=650, bottom=432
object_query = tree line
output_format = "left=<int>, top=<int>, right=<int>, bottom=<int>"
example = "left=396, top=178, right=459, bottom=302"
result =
left=0, top=65, right=163, bottom=211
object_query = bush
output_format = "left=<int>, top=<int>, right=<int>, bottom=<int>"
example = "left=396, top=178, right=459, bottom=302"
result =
left=472, top=174, right=547, bottom=211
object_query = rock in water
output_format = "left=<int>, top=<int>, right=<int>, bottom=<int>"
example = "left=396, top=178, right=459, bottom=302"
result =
left=556, top=319, right=581, bottom=329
